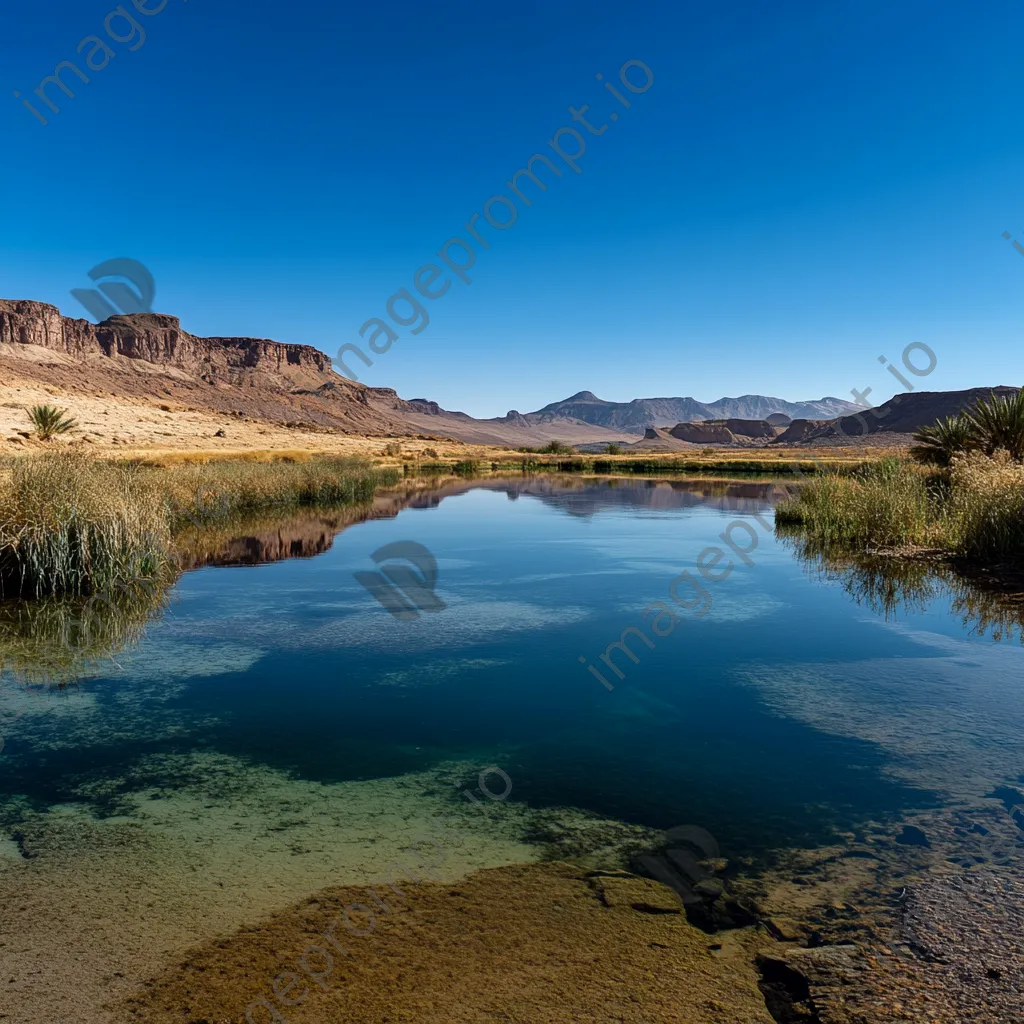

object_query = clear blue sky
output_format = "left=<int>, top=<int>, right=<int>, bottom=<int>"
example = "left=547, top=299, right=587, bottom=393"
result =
left=2, top=0, right=1023, bottom=417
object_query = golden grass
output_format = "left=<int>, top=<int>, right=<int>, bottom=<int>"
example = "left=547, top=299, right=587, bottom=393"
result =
left=945, top=450, right=1024, bottom=558
left=776, top=452, right=1024, bottom=561
left=0, top=453, right=399, bottom=597
left=0, top=453, right=169, bottom=598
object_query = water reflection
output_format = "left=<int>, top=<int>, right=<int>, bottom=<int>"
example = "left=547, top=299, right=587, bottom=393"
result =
left=0, top=578, right=169, bottom=687
left=780, top=527, right=1024, bottom=643
left=4, top=477, right=1021, bottom=694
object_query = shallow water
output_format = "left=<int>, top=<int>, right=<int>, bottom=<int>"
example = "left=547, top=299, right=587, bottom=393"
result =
left=2, top=474, right=1023, bottom=872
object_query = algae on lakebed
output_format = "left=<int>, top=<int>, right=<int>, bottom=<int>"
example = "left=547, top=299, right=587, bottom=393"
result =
left=122, top=861, right=774, bottom=1024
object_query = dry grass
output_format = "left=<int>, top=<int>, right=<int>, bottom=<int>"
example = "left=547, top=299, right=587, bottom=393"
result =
left=946, top=450, right=1024, bottom=558
left=0, top=453, right=169, bottom=598
left=777, top=452, right=1024, bottom=561
left=0, top=453, right=399, bottom=597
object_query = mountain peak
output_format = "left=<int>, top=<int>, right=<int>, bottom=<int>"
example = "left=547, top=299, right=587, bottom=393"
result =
left=564, top=390, right=603, bottom=403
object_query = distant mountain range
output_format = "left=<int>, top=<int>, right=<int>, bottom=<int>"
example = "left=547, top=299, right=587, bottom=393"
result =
left=2, top=298, right=1014, bottom=451
left=521, top=391, right=866, bottom=434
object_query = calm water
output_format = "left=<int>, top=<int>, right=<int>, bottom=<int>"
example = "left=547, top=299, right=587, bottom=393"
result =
left=2, top=475, right=1023, bottom=868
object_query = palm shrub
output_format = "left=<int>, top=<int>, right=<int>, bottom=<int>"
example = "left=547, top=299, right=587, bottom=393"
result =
left=910, top=415, right=975, bottom=467
left=964, top=389, right=1024, bottom=461
left=27, top=404, right=77, bottom=440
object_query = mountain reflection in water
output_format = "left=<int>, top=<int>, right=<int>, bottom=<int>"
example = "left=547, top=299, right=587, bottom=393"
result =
left=2, top=475, right=1021, bottom=692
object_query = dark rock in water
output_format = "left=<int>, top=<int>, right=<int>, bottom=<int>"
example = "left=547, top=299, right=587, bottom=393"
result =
left=756, top=955, right=817, bottom=1023
left=896, top=825, right=931, bottom=848
left=757, top=946, right=863, bottom=1024
left=685, top=894, right=760, bottom=934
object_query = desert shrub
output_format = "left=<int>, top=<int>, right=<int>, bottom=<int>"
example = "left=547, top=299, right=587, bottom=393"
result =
left=538, top=440, right=573, bottom=454
left=27, top=404, right=77, bottom=440
left=606, top=444, right=622, bottom=455
left=422, top=448, right=439, bottom=459
left=945, top=450, right=1024, bottom=558
left=383, top=441, right=402, bottom=457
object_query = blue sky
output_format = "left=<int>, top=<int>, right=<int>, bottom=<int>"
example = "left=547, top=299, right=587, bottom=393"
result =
left=2, top=0, right=1023, bottom=417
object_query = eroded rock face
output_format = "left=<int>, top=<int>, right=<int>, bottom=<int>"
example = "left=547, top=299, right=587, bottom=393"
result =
left=772, top=419, right=831, bottom=444
left=0, top=300, right=332, bottom=388
left=723, top=418, right=778, bottom=438
left=669, top=421, right=737, bottom=444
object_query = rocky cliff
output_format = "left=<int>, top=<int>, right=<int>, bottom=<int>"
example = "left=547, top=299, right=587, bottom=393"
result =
left=0, top=300, right=333, bottom=389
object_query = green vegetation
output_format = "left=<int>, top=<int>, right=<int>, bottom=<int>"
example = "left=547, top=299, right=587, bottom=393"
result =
left=966, top=389, right=1024, bottom=460
left=909, top=415, right=975, bottom=468
left=776, top=451, right=1024, bottom=560
left=156, top=455, right=396, bottom=529
left=911, top=390, right=1024, bottom=466
left=516, top=440, right=575, bottom=455
left=606, top=444, right=622, bottom=455
left=27, top=404, right=77, bottom=440
left=0, top=454, right=169, bottom=599
left=0, top=453, right=398, bottom=597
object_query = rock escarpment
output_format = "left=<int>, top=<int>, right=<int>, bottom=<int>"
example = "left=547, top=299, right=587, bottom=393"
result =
left=0, top=300, right=333, bottom=389
left=669, top=421, right=738, bottom=444
left=0, top=299, right=415, bottom=436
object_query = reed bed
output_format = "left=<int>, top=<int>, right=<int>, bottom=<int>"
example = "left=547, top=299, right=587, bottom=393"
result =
left=775, top=452, right=1024, bottom=560
left=150, top=455, right=398, bottom=529
left=0, top=453, right=399, bottom=597
left=0, top=454, right=169, bottom=598
left=945, top=450, right=1024, bottom=558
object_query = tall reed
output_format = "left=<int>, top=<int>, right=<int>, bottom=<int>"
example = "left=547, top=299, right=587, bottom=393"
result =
left=774, top=457, right=934, bottom=549
left=0, top=454, right=399, bottom=597
left=0, top=453, right=169, bottom=597
left=945, top=450, right=1024, bottom=558
left=777, top=452, right=1024, bottom=561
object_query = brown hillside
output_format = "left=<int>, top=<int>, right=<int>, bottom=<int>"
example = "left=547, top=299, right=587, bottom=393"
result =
left=818, top=386, right=1021, bottom=439
left=0, top=299, right=629, bottom=448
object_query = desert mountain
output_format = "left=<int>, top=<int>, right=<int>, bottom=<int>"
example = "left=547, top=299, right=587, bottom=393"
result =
left=2, top=299, right=1010, bottom=451
left=792, top=387, right=1022, bottom=442
left=0, top=299, right=627, bottom=447
left=527, top=390, right=865, bottom=433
